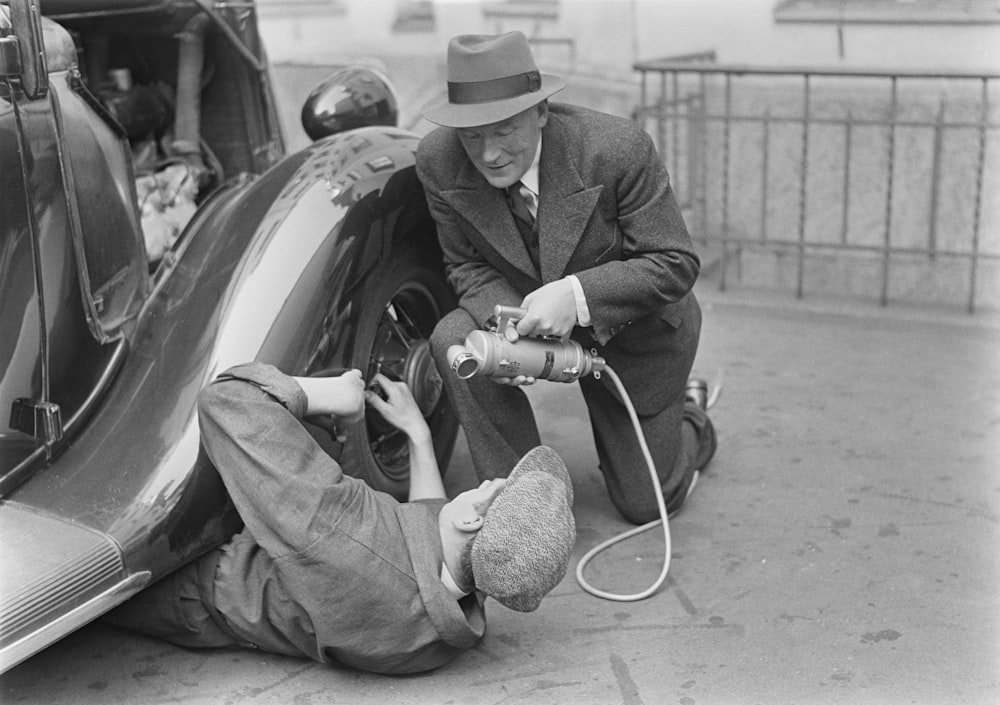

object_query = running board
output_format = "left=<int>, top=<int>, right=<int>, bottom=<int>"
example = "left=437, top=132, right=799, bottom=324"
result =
left=0, top=501, right=151, bottom=673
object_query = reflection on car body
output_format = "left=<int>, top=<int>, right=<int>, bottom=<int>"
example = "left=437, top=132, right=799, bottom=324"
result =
left=0, top=0, right=455, bottom=672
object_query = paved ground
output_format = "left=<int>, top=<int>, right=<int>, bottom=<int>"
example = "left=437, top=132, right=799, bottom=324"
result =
left=2, top=284, right=997, bottom=705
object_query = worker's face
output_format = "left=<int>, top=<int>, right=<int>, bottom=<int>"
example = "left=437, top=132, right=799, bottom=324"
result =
left=458, top=103, right=548, bottom=189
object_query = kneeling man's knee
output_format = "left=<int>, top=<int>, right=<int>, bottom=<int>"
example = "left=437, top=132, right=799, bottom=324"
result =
left=430, top=308, right=476, bottom=358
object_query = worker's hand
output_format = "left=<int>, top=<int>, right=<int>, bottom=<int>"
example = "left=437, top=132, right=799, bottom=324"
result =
left=298, top=369, right=366, bottom=419
left=515, top=278, right=577, bottom=341
left=297, top=370, right=366, bottom=441
left=364, top=373, right=429, bottom=438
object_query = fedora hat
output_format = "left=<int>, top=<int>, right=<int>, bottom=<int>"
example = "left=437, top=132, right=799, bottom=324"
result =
left=422, top=32, right=565, bottom=128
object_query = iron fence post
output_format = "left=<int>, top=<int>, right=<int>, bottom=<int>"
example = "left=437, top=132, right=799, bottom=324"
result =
left=657, top=71, right=667, bottom=157
left=719, top=73, right=733, bottom=292
left=761, top=108, right=771, bottom=242
left=698, top=72, right=709, bottom=255
left=968, top=77, right=989, bottom=314
left=840, top=110, right=853, bottom=246
left=928, top=98, right=945, bottom=262
left=880, top=76, right=898, bottom=308
left=671, top=70, right=680, bottom=198
left=796, top=74, right=812, bottom=300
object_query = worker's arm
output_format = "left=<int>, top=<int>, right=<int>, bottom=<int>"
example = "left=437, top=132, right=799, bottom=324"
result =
left=198, top=363, right=368, bottom=556
left=364, top=373, right=446, bottom=502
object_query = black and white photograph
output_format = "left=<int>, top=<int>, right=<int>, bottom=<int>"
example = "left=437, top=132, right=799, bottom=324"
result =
left=1, top=1, right=997, bottom=703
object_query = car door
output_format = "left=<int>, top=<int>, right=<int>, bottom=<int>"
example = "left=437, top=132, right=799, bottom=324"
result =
left=0, top=8, right=144, bottom=495
left=0, top=81, right=46, bottom=483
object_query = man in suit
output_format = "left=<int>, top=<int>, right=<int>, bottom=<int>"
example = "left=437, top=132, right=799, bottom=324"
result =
left=417, top=31, right=717, bottom=524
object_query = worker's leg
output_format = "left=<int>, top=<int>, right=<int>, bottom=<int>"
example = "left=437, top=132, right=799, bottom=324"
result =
left=103, top=552, right=239, bottom=649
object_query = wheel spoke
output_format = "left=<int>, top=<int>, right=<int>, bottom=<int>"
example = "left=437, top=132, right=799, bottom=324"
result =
left=366, top=297, right=428, bottom=474
left=383, top=305, right=417, bottom=349
left=369, top=426, right=407, bottom=449
left=368, top=356, right=403, bottom=382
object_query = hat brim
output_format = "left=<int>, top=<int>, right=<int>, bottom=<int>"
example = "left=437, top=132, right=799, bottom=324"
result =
left=421, top=74, right=565, bottom=128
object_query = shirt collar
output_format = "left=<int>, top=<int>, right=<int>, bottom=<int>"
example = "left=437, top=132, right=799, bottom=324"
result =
left=520, top=136, right=541, bottom=196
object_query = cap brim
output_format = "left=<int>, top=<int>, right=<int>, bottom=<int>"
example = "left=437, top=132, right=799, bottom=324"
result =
left=421, top=75, right=565, bottom=128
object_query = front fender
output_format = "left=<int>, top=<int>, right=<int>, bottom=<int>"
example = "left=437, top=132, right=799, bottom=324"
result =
left=208, top=128, right=435, bottom=375
left=8, top=126, right=442, bottom=578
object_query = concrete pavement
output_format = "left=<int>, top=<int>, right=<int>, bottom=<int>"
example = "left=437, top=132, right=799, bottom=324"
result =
left=2, top=285, right=997, bottom=705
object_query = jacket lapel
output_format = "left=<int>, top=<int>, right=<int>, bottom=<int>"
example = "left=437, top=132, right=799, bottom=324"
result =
left=441, top=160, right=539, bottom=280
left=436, top=115, right=603, bottom=284
left=537, top=121, right=602, bottom=282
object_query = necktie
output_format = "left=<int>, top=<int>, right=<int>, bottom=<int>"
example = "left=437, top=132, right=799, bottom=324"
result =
left=506, top=182, right=540, bottom=272
left=507, top=181, right=537, bottom=227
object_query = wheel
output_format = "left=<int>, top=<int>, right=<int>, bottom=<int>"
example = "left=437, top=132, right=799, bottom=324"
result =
left=340, top=248, right=458, bottom=499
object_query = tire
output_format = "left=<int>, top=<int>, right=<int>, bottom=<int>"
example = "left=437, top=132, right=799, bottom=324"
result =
left=339, top=247, right=458, bottom=499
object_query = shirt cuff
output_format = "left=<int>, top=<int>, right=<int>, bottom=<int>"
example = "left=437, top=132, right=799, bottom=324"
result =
left=216, top=362, right=308, bottom=418
left=566, top=275, right=591, bottom=327
left=440, top=563, right=470, bottom=601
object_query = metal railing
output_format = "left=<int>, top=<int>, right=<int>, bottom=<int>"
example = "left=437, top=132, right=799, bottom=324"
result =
left=634, top=59, right=1000, bottom=312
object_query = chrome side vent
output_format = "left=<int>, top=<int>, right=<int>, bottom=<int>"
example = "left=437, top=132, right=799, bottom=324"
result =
left=0, top=503, right=126, bottom=650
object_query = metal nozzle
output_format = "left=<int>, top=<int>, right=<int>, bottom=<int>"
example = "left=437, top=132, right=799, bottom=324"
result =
left=446, top=345, right=480, bottom=379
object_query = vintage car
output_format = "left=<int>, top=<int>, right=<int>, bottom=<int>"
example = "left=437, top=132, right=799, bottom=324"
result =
left=0, top=0, right=457, bottom=672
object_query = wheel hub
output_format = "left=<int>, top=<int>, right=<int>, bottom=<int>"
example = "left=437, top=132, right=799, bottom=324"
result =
left=402, top=340, right=443, bottom=417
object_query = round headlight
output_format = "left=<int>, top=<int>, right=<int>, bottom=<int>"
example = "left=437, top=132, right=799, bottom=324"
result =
left=301, top=65, right=399, bottom=140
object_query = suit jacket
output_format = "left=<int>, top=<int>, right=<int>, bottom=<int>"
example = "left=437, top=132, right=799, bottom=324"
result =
left=416, top=103, right=701, bottom=415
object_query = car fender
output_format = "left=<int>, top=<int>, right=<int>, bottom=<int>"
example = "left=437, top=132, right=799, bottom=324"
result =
left=8, top=127, right=442, bottom=576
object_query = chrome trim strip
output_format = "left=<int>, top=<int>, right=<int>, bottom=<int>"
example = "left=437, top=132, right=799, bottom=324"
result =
left=0, top=571, right=151, bottom=674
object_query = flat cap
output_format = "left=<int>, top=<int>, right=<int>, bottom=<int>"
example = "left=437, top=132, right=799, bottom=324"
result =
left=472, top=446, right=576, bottom=612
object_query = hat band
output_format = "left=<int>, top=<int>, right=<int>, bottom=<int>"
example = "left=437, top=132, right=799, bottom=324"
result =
left=447, top=70, right=541, bottom=105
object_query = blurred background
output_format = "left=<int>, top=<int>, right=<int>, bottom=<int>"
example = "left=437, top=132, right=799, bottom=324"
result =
left=258, top=0, right=1000, bottom=316
left=256, top=0, right=999, bottom=75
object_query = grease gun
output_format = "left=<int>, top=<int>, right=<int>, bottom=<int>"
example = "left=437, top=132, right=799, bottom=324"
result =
left=446, top=305, right=606, bottom=383
left=444, top=304, right=677, bottom=602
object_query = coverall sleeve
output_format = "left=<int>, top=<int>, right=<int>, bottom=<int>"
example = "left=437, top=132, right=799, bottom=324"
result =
left=197, top=362, right=366, bottom=559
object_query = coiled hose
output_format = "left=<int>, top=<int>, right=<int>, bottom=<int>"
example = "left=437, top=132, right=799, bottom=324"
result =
left=575, top=365, right=720, bottom=601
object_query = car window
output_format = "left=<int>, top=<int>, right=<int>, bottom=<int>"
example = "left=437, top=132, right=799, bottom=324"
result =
left=53, top=72, right=148, bottom=342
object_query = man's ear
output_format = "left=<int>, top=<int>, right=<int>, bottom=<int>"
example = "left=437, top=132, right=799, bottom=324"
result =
left=537, top=100, right=549, bottom=128
left=453, top=514, right=485, bottom=533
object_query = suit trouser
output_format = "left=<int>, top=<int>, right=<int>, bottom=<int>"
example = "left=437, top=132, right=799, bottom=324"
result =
left=430, top=308, right=717, bottom=524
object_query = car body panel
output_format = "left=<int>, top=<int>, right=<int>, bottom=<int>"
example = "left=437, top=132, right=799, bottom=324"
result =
left=1, top=68, right=131, bottom=487
left=0, top=0, right=449, bottom=672
left=8, top=126, right=429, bottom=567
